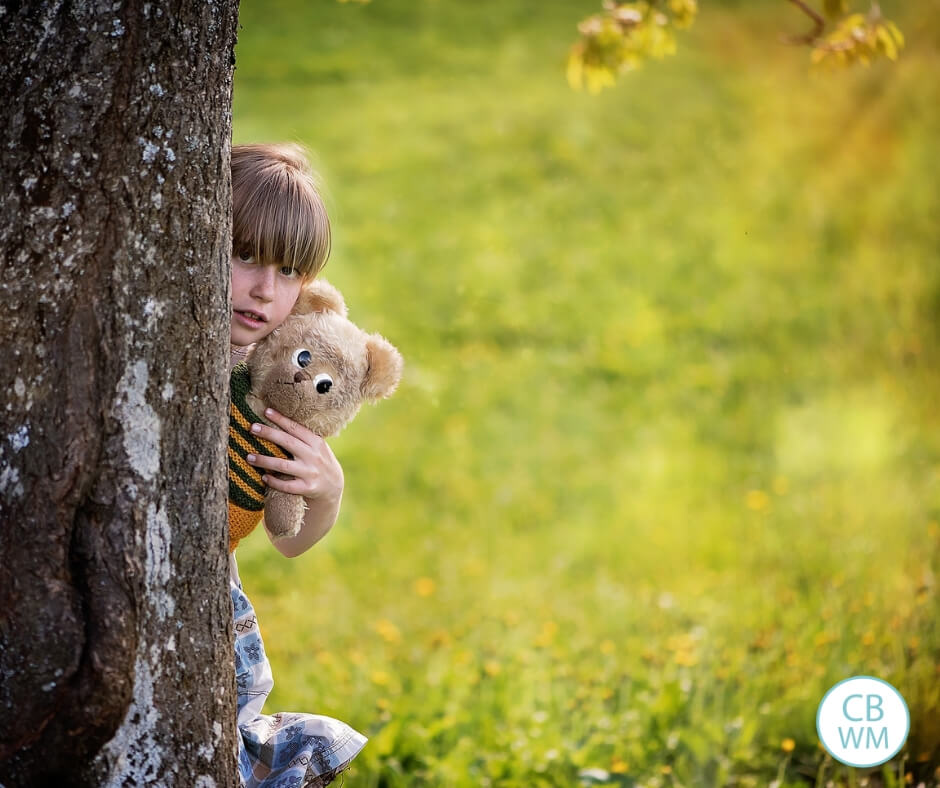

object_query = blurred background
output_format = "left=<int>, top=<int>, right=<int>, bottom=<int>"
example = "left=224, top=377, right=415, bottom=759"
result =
left=231, top=1, right=939, bottom=785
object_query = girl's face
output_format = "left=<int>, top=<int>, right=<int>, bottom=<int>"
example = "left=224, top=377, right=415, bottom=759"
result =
left=230, top=253, right=304, bottom=346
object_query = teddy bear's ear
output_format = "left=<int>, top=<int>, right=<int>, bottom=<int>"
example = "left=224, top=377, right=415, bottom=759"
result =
left=293, top=279, right=348, bottom=318
left=361, top=334, right=403, bottom=401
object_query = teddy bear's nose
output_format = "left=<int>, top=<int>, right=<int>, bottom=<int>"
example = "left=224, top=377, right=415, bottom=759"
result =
left=294, top=370, right=308, bottom=384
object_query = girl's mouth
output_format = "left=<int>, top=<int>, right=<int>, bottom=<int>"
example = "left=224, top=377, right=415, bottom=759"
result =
left=235, top=310, right=267, bottom=328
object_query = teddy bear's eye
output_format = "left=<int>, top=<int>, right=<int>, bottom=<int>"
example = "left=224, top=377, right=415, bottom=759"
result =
left=292, top=349, right=312, bottom=368
left=314, top=373, right=333, bottom=394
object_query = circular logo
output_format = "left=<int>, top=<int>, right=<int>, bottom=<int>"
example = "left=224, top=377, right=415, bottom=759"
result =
left=816, top=676, right=910, bottom=768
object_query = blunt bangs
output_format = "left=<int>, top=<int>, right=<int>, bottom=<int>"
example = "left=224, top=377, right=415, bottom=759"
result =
left=231, top=144, right=331, bottom=279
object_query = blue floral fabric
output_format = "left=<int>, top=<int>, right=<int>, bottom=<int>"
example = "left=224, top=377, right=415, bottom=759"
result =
left=232, top=563, right=367, bottom=788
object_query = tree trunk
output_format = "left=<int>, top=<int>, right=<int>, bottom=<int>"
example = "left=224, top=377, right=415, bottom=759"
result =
left=0, top=1, right=240, bottom=784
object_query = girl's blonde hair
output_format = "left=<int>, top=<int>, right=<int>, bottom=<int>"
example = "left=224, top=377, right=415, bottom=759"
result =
left=231, top=143, right=331, bottom=280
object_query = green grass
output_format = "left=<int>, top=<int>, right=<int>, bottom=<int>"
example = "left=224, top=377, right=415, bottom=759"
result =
left=232, top=1, right=940, bottom=785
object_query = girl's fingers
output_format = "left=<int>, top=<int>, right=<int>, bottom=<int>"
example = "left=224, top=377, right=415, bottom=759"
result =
left=262, top=474, right=307, bottom=495
left=262, top=408, right=316, bottom=442
left=246, top=452, right=304, bottom=475
left=249, top=421, right=314, bottom=457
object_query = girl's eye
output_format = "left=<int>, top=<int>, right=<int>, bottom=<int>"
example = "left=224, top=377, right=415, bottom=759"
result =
left=280, top=266, right=300, bottom=279
left=292, top=349, right=312, bottom=368
left=237, top=250, right=254, bottom=263
left=314, top=373, right=333, bottom=394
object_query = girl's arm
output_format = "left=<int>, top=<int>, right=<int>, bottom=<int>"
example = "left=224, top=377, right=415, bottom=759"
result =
left=268, top=483, right=343, bottom=558
left=246, top=407, right=345, bottom=558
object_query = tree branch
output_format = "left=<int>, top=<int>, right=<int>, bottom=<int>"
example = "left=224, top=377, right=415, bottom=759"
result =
left=782, top=0, right=826, bottom=45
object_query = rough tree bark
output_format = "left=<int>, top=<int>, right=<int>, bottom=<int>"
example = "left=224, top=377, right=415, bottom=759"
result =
left=0, top=1, right=240, bottom=784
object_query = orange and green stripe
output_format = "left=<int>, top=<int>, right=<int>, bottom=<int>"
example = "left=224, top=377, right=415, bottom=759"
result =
left=228, top=363, right=292, bottom=550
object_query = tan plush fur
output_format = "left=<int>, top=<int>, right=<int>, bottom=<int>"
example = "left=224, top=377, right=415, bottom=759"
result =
left=245, top=279, right=403, bottom=541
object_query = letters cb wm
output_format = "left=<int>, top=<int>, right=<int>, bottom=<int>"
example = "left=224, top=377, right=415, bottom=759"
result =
left=816, top=676, right=910, bottom=768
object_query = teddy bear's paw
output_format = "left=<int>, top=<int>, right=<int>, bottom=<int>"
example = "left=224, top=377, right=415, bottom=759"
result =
left=263, top=492, right=306, bottom=541
left=264, top=522, right=302, bottom=542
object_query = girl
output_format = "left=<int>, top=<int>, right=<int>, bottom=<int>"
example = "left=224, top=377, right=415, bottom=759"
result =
left=227, top=142, right=367, bottom=787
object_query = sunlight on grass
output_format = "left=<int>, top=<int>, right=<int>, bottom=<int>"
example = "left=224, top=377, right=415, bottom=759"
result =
left=232, top=0, right=940, bottom=784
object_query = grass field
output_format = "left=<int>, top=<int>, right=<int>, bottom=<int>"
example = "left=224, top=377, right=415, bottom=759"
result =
left=231, top=1, right=940, bottom=785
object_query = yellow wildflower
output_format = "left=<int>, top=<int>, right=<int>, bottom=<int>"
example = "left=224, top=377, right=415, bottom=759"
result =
left=370, top=670, right=391, bottom=686
left=746, top=489, right=769, bottom=511
left=674, top=649, right=698, bottom=667
left=535, top=620, right=558, bottom=647
left=428, top=629, right=452, bottom=649
left=413, top=577, right=436, bottom=597
left=781, top=738, right=796, bottom=753
left=374, top=619, right=401, bottom=644
left=610, top=757, right=629, bottom=773
left=814, top=630, right=834, bottom=648
left=667, top=633, right=694, bottom=652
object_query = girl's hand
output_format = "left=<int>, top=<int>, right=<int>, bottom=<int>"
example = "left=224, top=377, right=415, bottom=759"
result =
left=247, top=408, right=344, bottom=504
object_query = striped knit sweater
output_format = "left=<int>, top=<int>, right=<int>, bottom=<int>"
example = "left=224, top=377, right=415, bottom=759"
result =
left=228, top=362, right=292, bottom=552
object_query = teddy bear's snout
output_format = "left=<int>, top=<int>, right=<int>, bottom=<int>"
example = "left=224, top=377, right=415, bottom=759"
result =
left=293, top=370, right=309, bottom=384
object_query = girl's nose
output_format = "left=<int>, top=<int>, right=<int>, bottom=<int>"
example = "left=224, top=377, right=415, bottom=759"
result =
left=250, top=265, right=276, bottom=301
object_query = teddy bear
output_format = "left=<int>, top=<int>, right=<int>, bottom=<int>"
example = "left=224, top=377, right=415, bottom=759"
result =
left=228, top=279, right=403, bottom=551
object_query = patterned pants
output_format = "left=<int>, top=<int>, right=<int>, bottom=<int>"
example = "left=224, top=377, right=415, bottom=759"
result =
left=232, top=574, right=367, bottom=788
